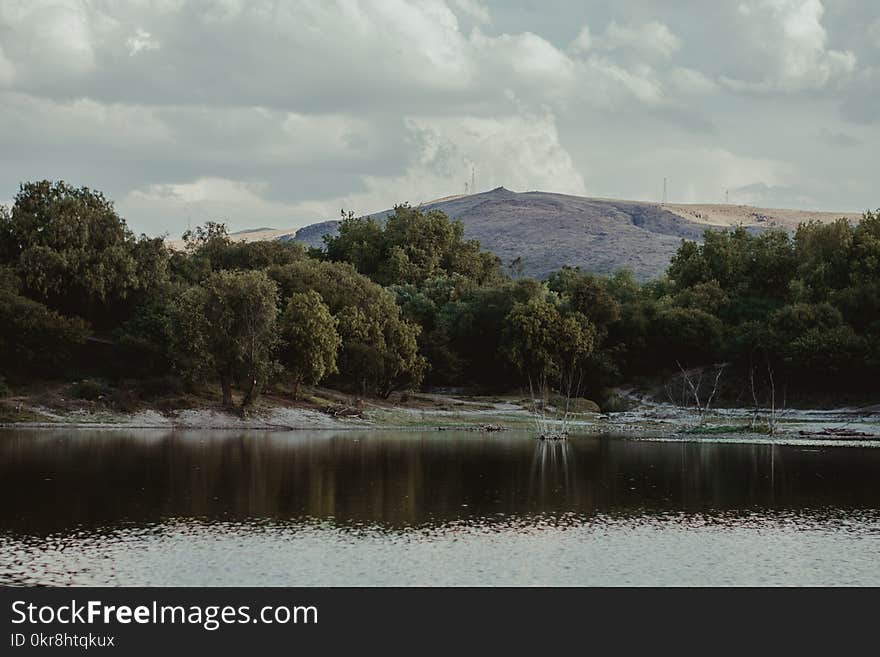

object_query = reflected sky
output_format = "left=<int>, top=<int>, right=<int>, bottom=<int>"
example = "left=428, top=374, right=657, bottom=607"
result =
left=2, top=429, right=879, bottom=585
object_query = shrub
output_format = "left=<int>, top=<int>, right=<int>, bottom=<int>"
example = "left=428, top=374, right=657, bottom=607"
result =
left=70, top=379, right=110, bottom=401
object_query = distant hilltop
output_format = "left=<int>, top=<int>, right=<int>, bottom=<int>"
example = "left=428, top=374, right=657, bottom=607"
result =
left=224, top=187, right=861, bottom=280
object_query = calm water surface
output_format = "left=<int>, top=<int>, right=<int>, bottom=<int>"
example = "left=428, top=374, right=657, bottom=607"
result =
left=1, top=429, right=879, bottom=586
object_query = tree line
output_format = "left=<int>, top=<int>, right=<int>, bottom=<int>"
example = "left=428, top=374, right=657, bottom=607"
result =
left=1, top=180, right=878, bottom=410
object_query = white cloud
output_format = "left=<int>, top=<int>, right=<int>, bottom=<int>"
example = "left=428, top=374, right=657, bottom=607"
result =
left=668, top=67, right=718, bottom=95
left=565, top=20, right=685, bottom=108
left=595, top=20, right=681, bottom=59
left=0, top=46, right=14, bottom=86
left=569, top=20, right=680, bottom=60
left=0, top=92, right=171, bottom=148
left=293, top=110, right=587, bottom=219
left=122, top=109, right=587, bottom=231
left=728, top=182, right=818, bottom=209
left=473, top=29, right=575, bottom=86
left=452, top=0, right=490, bottom=24
left=615, top=146, right=795, bottom=205
left=131, top=177, right=268, bottom=205
left=0, top=1, right=103, bottom=76
left=574, top=56, right=665, bottom=107
left=570, top=25, right=592, bottom=53
left=0, top=0, right=685, bottom=116
left=1, top=0, right=878, bottom=236
left=124, top=177, right=296, bottom=234
left=127, top=28, right=160, bottom=56
left=721, top=0, right=855, bottom=92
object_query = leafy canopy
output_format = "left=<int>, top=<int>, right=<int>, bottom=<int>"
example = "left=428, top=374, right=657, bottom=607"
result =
left=0, top=180, right=168, bottom=323
left=278, top=290, right=341, bottom=397
left=324, top=204, right=503, bottom=287
left=174, top=269, right=280, bottom=407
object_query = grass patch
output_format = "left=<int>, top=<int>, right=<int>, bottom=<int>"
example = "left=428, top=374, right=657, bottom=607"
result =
left=0, top=402, right=50, bottom=423
left=69, top=378, right=111, bottom=401
left=517, top=396, right=600, bottom=414
left=683, top=424, right=764, bottom=435
left=548, top=395, right=600, bottom=413
left=366, top=407, right=534, bottom=429
left=599, top=392, right=637, bottom=413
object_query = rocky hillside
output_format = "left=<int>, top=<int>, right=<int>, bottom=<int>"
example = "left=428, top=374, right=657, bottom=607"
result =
left=289, top=187, right=728, bottom=279
left=246, top=187, right=854, bottom=280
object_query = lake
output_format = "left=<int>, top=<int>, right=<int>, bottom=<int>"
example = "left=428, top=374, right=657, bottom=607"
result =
left=2, top=429, right=879, bottom=586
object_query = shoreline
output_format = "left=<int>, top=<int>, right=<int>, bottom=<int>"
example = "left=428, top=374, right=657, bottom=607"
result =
left=2, top=385, right=878, bottom=443
left=3, top=423, right=879, bottom=449
left=2, top=398, right=878, bottom=447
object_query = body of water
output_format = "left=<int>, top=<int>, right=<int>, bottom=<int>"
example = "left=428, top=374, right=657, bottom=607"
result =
left=1, top=429, right=879, bottom=585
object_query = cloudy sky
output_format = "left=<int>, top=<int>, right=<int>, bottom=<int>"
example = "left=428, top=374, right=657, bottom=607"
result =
left=1, top=0, right=878, bottom=236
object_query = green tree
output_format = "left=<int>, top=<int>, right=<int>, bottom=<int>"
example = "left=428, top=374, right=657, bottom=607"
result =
left=672, top=280, right=729, bottom=315
left=278, top=291, right=341, bottom=399
left=669, top=228, right=797, bottom=297
left=651, top=306, right=724, bottom=367
left=268, top=260, right=426, bottom=397
left=175, top=222, right=307, bottom=282
left=848, top=210, right=880, bottom=286
left=0, top=180, right=168, bottom=324
left=324, top=204, right=503, bottom=286
left=0, top=268, right=89, bottom=377
left=794, top=219, right=853, bottom=299
left=502, top=296, right=596, bottom=392
left=323, top=211, right=385, bottom=278
left=174, top=270, right=280, bottom=408
left=431, top=278, right=543, bottom=386
left=548, top=267, right=621, bottom=331
left=111, top=281, right=179, bottom=379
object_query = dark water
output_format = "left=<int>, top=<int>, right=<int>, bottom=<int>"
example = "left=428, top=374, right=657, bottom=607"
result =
left=1, top=429, right=879, bottom=585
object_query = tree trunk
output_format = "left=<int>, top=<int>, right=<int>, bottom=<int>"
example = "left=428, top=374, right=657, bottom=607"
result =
left=221, top=373, right=233, bottom=407
left=292, top=378, right=300, bottom=401
left=241, top=377, right=259, bottom=409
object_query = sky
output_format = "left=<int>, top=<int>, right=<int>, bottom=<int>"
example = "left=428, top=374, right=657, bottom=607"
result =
left=1, top=0, right=878, bottom=237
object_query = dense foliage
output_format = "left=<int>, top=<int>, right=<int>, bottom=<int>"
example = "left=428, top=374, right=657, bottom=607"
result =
left=1, top=179, right=878, bottom=410
left=0, top=181, right=168, bottom=327
left=278, top=291, right=341, bottom=399
left=174, top=269, right=280, bottom=407
left=324, top=204, right=503, bottom=286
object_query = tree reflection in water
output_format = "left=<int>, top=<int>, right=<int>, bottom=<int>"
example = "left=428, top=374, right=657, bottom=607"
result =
left=3, top=429, right=880, bottom=537
left=530, top=438, right=576, bottom=500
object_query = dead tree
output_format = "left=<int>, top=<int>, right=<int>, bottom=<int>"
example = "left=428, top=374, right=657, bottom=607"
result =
left=766, top=362, right=789, bottom=435
left=675, top=361, right=726, bottom=425
left=748, top=360, right=760, bottom=430
left=527, top=365, right=584, bottom=440
left=747, top=359, right=787, bottom=435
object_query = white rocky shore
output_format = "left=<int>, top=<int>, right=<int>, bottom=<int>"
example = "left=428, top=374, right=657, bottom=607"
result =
left=2, top=392, right=879, bottom=443
left=5, top=406, right=360, bottom=431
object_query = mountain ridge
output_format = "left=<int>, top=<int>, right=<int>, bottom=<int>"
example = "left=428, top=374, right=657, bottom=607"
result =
left=228, top=187, right=859, bottom=280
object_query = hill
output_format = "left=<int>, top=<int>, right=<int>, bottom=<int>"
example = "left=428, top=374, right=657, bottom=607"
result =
left=224, top=187, right=859, bottom=280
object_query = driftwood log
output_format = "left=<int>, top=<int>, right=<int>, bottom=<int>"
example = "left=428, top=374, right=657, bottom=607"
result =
left=537, top=432, right=568, bottom=441
left=323, top=404, right=364, bottom=419
left=798, top=427, right=876, bottom=438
